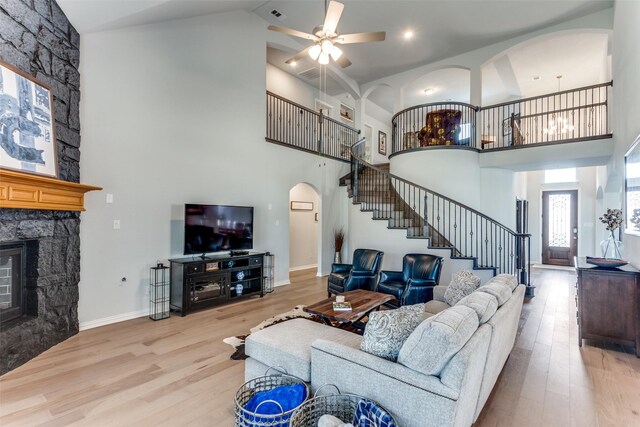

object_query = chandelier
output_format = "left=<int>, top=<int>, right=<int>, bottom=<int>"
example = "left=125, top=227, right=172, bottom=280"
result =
left=543, top=75, right=574, bottom=135
left=543, top=115, right=574, bottom=135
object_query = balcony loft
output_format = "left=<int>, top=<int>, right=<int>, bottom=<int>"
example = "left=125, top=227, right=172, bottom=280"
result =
left=266, top=81, right=614, bottom=172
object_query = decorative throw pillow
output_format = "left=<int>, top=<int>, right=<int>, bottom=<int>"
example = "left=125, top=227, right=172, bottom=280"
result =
left=360, top=303, right=425, bottom=361
left=456, top=291, right=499, bottom=324
left=397, top=305, right=479, bottom=376
left=477, top=282, right=512, bottom=306
left=444, top=270, right=481, bottom=306
left=489, top=274, right=518, bottom=291
left=353, top=399, right=397, bottom=427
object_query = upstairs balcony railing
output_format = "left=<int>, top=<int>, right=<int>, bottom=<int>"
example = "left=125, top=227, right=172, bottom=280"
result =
left=479, top=81, right=612, bottom=149
left=266, top=91, right=360, bottom=162
left=391, top=102, right=478, bottom=153
left=390, top=81, right=612, bottom=155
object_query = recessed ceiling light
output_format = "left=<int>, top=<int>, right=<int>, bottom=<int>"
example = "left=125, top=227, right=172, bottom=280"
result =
left=533, top=76, right=541, bottom=81
left=290, top=61, right=297, bottom=67
left=404, top=31, right=414, bottom=39
left=424, top=88, right=435, bottom=96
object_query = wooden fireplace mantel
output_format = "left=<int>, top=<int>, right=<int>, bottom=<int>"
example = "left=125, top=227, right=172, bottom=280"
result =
left=0, top=169, right=102, bottom=211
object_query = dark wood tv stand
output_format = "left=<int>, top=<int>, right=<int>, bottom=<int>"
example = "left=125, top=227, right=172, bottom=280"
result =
left=169, top=252, right=266, bottom=316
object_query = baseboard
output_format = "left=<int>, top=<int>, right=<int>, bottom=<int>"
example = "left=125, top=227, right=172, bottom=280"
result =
left=275, top=280, right=290, bottom=287
left=79, top=309, right=148, bottom=331
left=289, top=264, right=317, bottom=272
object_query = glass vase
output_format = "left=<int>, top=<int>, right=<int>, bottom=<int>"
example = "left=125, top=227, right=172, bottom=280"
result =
left=600, top=231, right=623, bottom=259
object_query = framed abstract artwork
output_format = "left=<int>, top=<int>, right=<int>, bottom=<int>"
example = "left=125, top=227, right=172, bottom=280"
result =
left=0, top=60, right=58, bottom=177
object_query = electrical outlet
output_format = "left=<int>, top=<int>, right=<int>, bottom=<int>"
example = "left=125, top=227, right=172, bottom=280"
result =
left=113, top=220, right=121, bottom=229
left=106, top=193, right=114, bottom=203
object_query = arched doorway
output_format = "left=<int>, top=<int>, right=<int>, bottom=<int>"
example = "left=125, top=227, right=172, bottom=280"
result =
left=289, top=183, right=320, bottom=276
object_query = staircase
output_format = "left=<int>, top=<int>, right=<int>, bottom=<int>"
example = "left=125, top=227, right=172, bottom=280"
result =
left=342, top=140, right=531, bottom=285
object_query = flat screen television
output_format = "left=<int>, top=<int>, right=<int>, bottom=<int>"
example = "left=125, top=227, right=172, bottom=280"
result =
left=184, top=204, right=254, bottom=255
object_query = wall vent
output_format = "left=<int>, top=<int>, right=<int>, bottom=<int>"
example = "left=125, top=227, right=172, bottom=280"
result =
left=298, top=67, right=321, bottom=80
left=270, top=9, right=287, bottom=21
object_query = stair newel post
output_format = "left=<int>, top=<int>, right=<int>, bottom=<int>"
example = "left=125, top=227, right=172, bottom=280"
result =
left=423, top=193, right=428, bottom=238
left=518, top=233, right=534, bottom=296
left=352, top=158, right=359, bottom=201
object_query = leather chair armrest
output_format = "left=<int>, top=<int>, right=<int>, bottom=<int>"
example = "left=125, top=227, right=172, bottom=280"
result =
left=407, top=278, right=437, bottom=288
left=331, top=263, right=353, bottom=274
left=401, top=280, right=436, bottom=305
left=350, top=270, right=374, bottom=277
left=379, top=270, right=403, bottom=284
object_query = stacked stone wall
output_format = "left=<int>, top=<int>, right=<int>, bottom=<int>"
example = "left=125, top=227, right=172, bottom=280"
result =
left=0, top=0, right=81, bottom=374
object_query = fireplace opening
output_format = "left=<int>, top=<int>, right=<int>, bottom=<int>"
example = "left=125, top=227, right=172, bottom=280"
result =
left=0, top=241, right=38, bottom=326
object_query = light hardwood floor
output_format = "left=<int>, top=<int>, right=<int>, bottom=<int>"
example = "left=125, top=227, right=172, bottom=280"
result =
left=0, top=268, right=639, bottom=426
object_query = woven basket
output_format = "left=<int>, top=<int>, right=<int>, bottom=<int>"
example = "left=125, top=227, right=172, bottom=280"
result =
left=234, top=369, right=309, bottom=427
left=290, top=385, right=396, bottom=427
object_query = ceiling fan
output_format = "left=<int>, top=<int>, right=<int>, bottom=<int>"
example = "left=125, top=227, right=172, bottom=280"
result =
left=268, top=0, right=385, bottom=68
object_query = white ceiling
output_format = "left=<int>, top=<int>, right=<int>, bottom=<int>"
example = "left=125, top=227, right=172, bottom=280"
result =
left=58, top=0, right=613, bottom=107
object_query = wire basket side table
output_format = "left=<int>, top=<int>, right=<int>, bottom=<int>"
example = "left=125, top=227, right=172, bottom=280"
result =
left=149, top=263, right=170, bottom=320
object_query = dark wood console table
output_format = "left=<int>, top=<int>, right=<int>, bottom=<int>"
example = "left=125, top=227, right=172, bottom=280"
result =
left=169, top=252, right=266, bottom=316
left=574, top=257, right=640, bottom=356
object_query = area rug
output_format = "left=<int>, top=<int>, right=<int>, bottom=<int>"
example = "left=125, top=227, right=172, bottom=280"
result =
left=223, top=305, right=320, bottom=360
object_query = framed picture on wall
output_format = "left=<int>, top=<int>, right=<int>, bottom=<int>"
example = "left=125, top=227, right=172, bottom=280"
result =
left=291, top=201, right=313, bottom=211
left=378, top=131, right=387, bottom=155
left=0, top=60, right=58, bottom=177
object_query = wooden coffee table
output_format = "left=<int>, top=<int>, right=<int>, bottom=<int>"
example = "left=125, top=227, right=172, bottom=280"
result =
left=303, top=289, right=394, bottom=331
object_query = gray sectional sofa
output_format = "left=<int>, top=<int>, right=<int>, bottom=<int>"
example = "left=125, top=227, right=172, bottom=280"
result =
left=245, top=274, right=525, bottom=427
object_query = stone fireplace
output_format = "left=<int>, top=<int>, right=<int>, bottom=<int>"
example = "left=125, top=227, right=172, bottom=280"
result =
left=0, top=0, right=99, bottom=374
left=0, top=210, right=83, bottom=373
left=0, top=240, right=38, bottom=324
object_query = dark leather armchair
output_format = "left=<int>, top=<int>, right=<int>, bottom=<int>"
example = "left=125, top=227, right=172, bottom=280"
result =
left=375, top=254, right=444, bottom=306
left=327, top=249, right=384, bottom=297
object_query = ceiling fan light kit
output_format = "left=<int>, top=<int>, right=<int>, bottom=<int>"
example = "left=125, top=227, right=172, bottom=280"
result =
left=269, top=0, right=386, bottom=68
left=309, top=44, right=322, bottom=60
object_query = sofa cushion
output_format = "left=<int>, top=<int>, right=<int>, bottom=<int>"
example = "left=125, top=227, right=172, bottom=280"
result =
left=245, top=318, right=361, bottom=382
left=477, top=282, right=512, bottom=306
left=456, top=291, right=499, bottom=324
left=444, top=270, right=481, bottom=306
left=360, top=303, right=425, bottom=361
left=488, top=274, right=518, bottom=292
left=397, top=305, right=479, bottom=376
left=424, top=299, right=450, bottom=316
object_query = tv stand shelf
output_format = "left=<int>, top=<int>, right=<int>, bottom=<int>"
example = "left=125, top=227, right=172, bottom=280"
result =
left=169, top=252, right=266, bottom=316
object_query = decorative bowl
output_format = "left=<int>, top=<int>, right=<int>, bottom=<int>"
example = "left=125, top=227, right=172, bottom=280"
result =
left=585, top=256, right=628, bottom=268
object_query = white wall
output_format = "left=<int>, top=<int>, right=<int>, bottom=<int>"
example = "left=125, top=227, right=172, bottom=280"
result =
left=524, top=167, right=598, bottom=264
left=391, top=149, right=482, bottom=210
left=78, top=11, right=349, bottom=328
left=289, top=183, right=319, bottom=270
left=364, top=99, right=392, bottom=165
left=612, top=0, right=640, bottom=268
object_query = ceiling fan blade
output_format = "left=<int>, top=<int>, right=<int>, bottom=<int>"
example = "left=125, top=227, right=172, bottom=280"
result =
left=335, top=53, right=352, bottom=68
left=268, top=25, right=318, bottom=41
left=335, top=32, right=386, bottom=44
left=323, top=1, right=344, bottom=35
left=285, top=46, right=313, bottom=64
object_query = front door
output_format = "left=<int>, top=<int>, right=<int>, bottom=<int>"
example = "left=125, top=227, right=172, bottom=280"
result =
left=542, top=190, right=578, bottom=266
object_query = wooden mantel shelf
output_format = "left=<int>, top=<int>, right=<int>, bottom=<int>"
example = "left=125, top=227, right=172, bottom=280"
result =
left=0, top=169, right=102, bottom=211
